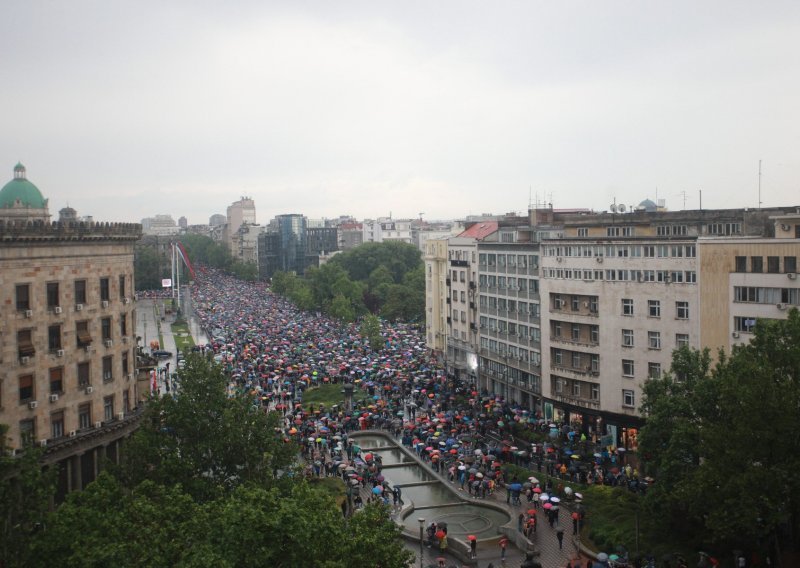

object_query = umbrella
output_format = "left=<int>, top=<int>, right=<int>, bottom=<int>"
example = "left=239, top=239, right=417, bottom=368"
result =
left=597, top=553, right=609, bottom=562
left=467, top=535, right=477, bottom=541
left=527, top=509, right=536, bottom=515
left=575, top=492, right=583, bottom=500
left=372, top=486, right=382, bottom=495
left=476, top=472, right=484, bottom=479
left=550, top=496, right=561, bottom=503
left=533, top=487, right=542, bottom=494
left=509, top=483, right=522, bottom=491
left=528, top=476, right=539, bottom=484
left=543, top=502, right=553, bottom=509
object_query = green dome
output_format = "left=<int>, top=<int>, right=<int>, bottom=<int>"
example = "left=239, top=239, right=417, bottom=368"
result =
left=0, top=163, right=47, bottom=209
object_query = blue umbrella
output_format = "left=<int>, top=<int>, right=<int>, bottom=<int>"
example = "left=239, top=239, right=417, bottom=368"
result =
left=509, top=483, right=523, bottom=491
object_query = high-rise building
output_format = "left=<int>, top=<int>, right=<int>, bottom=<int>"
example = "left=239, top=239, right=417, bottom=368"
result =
left=258, top=214, right=339, bottom=279
left=0, top=164, right=143, bottom=499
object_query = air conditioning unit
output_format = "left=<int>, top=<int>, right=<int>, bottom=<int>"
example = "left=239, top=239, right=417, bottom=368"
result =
left=49, top=393, right=59, bottom=402
left=780, top=223, right=791, bottom=231
left=123, top=297, right=130, bottom=304
left=583, top=301, right=589, bottom=308
left=56, top=349, right=65, bottom=357
left=20, top=356, right=30, bottom=365
left=94, top=421, right=102, bottom=429
left=122, top=336, right=129, bottom=344
left=732, top=331, right=740, bottom=339
left=596, top=257, right=603, bottom=263
left=105, top=339, right=113, bottom=347
left=117, top=412, right=125, bottom=420
left=28, top=400, right=38, bottom=409
left=777, top=303, right=787, bottom=310
left=84, top=345, right=91, bottom=353
left=39, top=440, right=47, bottom=447
left=788, top=273, right=797, bottom=280
left=69, top=430, right=77, bottom=438
left=101, top=300, right=109, bottom=308
left=54, top=306, right=63, bottom=314
left=127, top=373, right=134, bottom=380
left=25, top=309, right=33, bottom=318
left=75, top=303, right=83, bottom=311
left=85, top=386, right=94, bottom=394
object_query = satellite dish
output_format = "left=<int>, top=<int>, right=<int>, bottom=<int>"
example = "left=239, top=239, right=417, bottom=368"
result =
left=609, top=204, right=617, bottom=213
left=618, top=204, right=626, bottom=212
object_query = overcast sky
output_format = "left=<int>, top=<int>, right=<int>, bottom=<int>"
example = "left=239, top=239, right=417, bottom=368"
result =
left=2, top=1, right=799, bottom=225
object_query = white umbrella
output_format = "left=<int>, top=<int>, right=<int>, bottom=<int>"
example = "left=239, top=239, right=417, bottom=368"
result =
left=528, top=476, right=539, bottom=484
left=550, top=496, right=561, bottom=503
left=539, top=493, right=550, bottom=501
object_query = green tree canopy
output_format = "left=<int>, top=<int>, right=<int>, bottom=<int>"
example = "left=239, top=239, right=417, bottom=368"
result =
left=639, top=308, right=800, bottom=552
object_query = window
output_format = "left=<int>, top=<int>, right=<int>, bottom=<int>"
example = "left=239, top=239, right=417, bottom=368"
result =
left=100, top=277, right=110, bottom=301
left=577, top=228, right=588, bottom=237
left=104, top=395, right=114, bottom=421
left=120, top=314, right=128, bottom=337
left=77, top=321, right=92, bottom=347
left=648, top=331, right=661, bottom=350
left=767, top=256, right=780, bottom=274
left=785, top=256, right=797, bottom=273
left=554, top=349, right=563, bottom=365
left=571, top=296, right=580, bottom=311
left=123, top=390, right=130, bottom=412
left=49, top=367, right=64, bottom=394
left=119, top=275, right=126, bottom=299
left=622, top=359, right=635, bottom=377
left=19, top=374, right=34, bottom=402
left=19, top=419, right=36, bottom=447
left=589, top=297, right=598, bottom=314
left=571, top=324, right=581, bottom=341
left=572, top=382, right=581, bottom=396
left=590, top=384, right=600, bottom=400
left=648, top=362, right=662, bottom=379
left=51, top=411, right=65, bottom=438
left=16, top=284, right=30, bottom=311
left=676, top=333, right=690, bottom=348
left=685, top=271, right=697, bottom=283
left=751, top=257, right=763, bottom=273
left=571, top=352, right=582, bottom=368
left=622, top=329, right=634, bottom=347
left=74, top=279, right=87, bottom=304
left=622, top=298, right=634, bottom=316
left=46, top=282, right=60, bottom=309
left=648, top=300, right=661, bottom=318
left=48, top=325, right=62, bottom=351
left=590, top=354, right=599, bottom=373
left=590, top=325, right=599, bottom=344
left=622, top=390, right=635, bottom=408
left=78, top=362, right=90, bottom=387
left=78, top=403, right=91, bottom=430
left=554, top=322, right=562, bottom=337
left=676, top=301, right=689, bottom=320
left=685, top=245, right=696, bottom=258
left=18, top=329, right=35, bottom=358
left=460, top=291, right=466, bottom=302
left=103, top=356, right=113, bottom=382
left=734, top=316, right=757, bottom=333
left=101, top=318, right=112, bottom=341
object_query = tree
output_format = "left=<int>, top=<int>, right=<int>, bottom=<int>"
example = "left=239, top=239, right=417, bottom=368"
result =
left=329, top=293, right=356, bottom=322
left=360, top=314, right=383, bottom=351
left=134, top=245, right=165, bottom=290
left=0, top=425, right=57, bottom=568
left=639, top=309, right=800, bottom=552
left=117, top=354, right=296, bottom=502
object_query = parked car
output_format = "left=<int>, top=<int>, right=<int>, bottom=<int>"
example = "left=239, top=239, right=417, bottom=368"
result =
left=152, top=350, right=173, bottom=359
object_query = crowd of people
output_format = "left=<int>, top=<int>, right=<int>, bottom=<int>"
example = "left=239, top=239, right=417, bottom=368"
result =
left=183, top=268, right=640, bottom=567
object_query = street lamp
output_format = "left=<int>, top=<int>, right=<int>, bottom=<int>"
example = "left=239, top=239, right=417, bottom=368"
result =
left=418, top=517, right=425, bottom=568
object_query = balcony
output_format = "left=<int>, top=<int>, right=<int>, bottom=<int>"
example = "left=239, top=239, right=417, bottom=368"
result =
left=552, top=394, right=601, bottom=411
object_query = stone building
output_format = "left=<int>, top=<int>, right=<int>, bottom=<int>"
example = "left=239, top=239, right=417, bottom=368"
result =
left=0, top=164, right=143, bottom=499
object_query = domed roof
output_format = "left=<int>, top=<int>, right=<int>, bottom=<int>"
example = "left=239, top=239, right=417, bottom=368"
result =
left=0, top=163, right=47, bottom=209
left=638, top=198, right=657, bottom=212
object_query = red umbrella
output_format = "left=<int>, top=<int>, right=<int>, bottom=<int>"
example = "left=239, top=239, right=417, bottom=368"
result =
left=467, top=535, right=477, bottom=541
left=435, top=530, right=446, bottom=540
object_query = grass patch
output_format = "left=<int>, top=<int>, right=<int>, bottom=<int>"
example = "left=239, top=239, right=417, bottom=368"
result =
left=301, top=384, right=345, bottom=408
left=171, top=322, right=195, bottom=353
left=309, top=476, right=347, bottom=507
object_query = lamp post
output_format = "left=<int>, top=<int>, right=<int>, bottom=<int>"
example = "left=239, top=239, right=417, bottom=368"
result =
left=418, top=517, right=425, bottom=568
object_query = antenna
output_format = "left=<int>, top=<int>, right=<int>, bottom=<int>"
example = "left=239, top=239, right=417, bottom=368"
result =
left=677, top=190, right=688, bottom=209
left=758, top=159, right=763, bottom=209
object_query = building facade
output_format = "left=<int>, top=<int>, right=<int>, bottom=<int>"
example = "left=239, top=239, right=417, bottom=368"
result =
left=0, top=164, right=143, bottom=499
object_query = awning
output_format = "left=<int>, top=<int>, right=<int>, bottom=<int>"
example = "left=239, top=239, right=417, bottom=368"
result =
left=78, top=331, right=93, bottom=345
left=19, top=341, right=35, bottom=356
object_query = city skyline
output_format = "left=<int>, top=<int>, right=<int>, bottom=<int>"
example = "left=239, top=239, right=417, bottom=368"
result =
left=3, top=1, right=799, bottom=225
